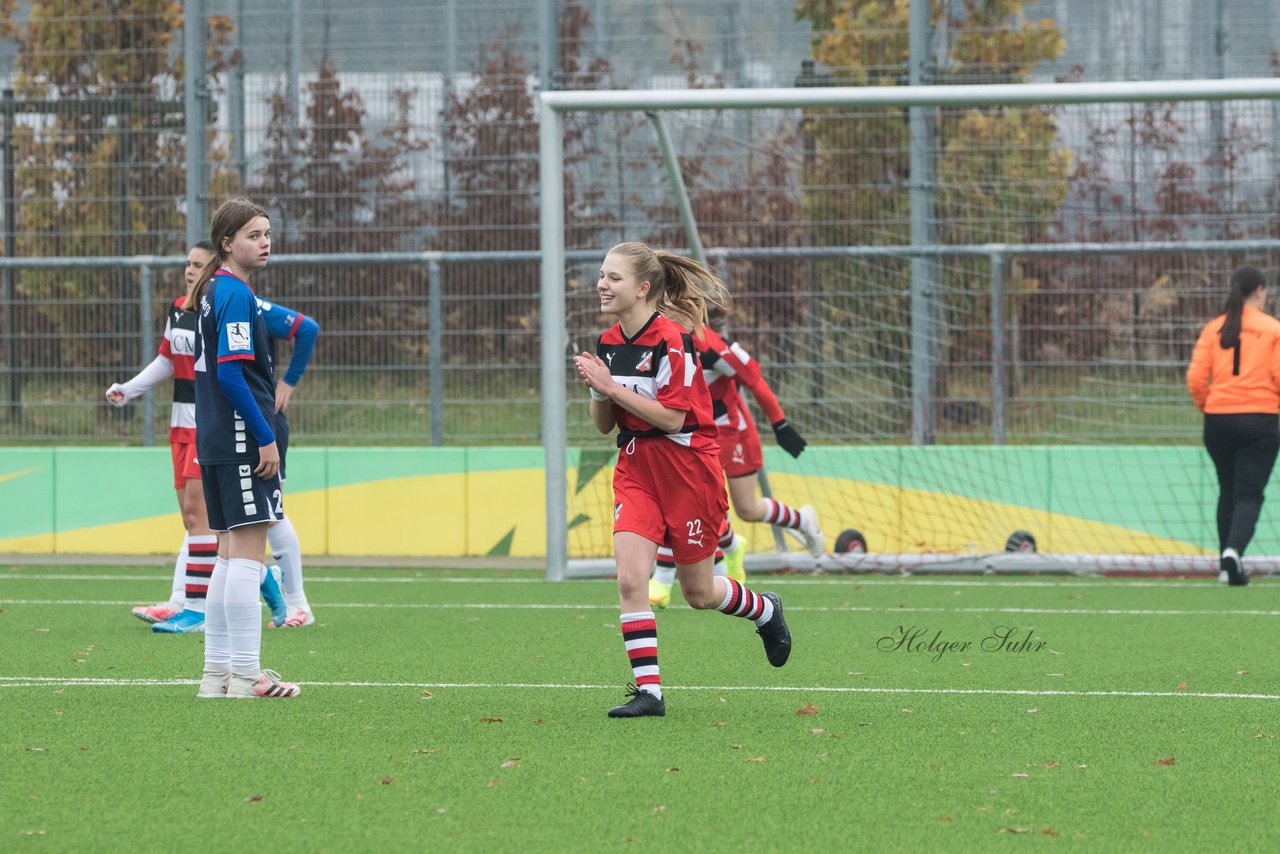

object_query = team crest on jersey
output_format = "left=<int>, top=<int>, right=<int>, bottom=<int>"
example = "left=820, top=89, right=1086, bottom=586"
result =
left=636, top=351, right=654, bottom=372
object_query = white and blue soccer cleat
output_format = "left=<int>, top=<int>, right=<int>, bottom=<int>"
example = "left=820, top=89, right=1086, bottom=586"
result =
left=152, top=608, right=205, bottom=633
left=260, top=564, right=289, bottom=626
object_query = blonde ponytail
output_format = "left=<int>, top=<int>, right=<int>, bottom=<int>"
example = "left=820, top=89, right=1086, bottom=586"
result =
left=654, top=250, right=729, bottom=337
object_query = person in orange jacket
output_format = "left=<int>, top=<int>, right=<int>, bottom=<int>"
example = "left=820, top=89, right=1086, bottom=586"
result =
left=1186, top=266, right=1280, bottom=586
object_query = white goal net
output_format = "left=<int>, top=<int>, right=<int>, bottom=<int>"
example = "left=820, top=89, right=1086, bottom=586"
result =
left=538, top=79, right=1280, bottom=579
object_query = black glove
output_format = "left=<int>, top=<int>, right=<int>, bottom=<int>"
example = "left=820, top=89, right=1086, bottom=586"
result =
left=772, top=419, right=807, bottom=458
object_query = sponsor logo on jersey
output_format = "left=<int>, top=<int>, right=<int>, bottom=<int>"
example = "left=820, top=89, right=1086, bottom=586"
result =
left=226, top=322, right=252, bottom=351
left=605, top=352, right=614, bottom=366
left=171, top=329, right=196, bottom=355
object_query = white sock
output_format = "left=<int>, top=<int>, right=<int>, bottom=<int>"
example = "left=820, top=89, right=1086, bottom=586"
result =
left=203, top=557, right=231, bottom=669
left=268, top=517, right=310, bottom=612
left=225, top=558, right=263, bottom=675
left=168, top=536, right=188, bottom=607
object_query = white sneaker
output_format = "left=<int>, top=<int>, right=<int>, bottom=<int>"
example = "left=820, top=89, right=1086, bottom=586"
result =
left=1222, top=548, right=1248, bottom=586
left=132, top=603, right=180, bottom=624
left=798, top=505, right=825, bottom=557
left=279, top=609, right=316, bottom=628
left=197, top=666, right=230, bottom=698
left=227, top=668, right=301, bottom=698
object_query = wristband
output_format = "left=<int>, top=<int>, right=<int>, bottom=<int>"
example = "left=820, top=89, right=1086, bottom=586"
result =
left=589, top=387, right=608, bottom=402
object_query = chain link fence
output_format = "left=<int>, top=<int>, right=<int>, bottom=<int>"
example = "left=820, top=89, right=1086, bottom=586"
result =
left=2, top=241, right=1276, bottom=446
left=0, top=3, right=1279, bottom=446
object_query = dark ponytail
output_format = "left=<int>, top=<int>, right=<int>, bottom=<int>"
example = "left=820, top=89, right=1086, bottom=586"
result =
left=1219, top=266, right=1267, bottom=349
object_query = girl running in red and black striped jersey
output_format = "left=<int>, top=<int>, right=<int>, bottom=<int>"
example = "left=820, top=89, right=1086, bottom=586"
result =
left=573, top=241, right=792, bottom=719
left=649, top=312, right=825, bottom=607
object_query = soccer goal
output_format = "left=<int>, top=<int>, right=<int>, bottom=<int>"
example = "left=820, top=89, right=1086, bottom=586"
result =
left=538, top=78, right=1280, bottom=580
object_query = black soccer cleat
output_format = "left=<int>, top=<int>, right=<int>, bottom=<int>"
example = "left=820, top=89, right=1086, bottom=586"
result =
left=756, top=592, right=792, bottom=667
left=1222, top=548, right=1248, bottom=587
left=607, top=684, right=666, bottom=718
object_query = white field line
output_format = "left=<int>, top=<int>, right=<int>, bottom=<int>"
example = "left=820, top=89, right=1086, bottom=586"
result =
left=0, top=675, right=1274, bottom=700
left=2, top=598, right=1279, bottom=617
left=0, top=573, right=1264, bottom=589
left=0, top=573, right=546, bottom=584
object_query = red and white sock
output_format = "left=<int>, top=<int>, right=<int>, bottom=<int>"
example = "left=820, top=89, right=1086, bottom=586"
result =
left=763, top=499, right=802, bottom=529
left=652, top=547, right=676, bottom=587
left=620, top=611, right=660, bottom=699
left=719, top=523, right=737, bottom=552
left=182, top=534, right=219, bottom=614
left=715, top=577, right=774, bottom=627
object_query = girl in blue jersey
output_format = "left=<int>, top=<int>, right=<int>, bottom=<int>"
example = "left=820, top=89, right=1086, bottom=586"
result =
left=186, top=198, right=299, bottom=699
left=110, top=243, right=321, bottom=633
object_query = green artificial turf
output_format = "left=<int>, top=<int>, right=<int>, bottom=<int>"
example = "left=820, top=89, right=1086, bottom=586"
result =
left=1, top=566, right=1277, bottom=851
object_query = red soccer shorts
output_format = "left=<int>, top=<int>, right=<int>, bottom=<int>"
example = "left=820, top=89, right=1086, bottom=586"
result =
left=718, top=405, right=764, bottom=479
left=170, top=440, right=202, bottom=489
left=612, top=437, right=728, bottom=565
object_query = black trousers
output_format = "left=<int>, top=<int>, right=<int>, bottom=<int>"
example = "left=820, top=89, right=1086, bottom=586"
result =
left=1203, top=413, right=1280, bottom=555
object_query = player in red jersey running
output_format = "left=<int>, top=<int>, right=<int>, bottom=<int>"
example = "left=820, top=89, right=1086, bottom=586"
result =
left=574, top=241, right=792, bottom=719
left=649, top=311, right=825, bottom=607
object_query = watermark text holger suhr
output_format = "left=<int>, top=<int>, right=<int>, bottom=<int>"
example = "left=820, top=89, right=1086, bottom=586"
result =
left=877, top=625, right=1047, bottom=663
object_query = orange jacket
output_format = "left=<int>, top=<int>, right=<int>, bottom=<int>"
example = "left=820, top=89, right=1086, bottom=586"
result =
left=1186, top=305, right=1280, bottom=414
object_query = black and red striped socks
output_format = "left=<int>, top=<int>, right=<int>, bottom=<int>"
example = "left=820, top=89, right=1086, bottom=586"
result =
left=619, top=611, right=660, bottom=699
left=183, top=534, right=218, bottom=614
left=763, top=498, right=802, bottom=529
left=715, top=577, right=774, bottom=626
